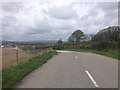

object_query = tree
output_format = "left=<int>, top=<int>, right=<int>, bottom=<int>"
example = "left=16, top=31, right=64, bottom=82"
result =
left=57, top=38, right=63, bottom=45
left=68, top=30, right=85, bottom=44
left=92, top=26, right=119, bottom=42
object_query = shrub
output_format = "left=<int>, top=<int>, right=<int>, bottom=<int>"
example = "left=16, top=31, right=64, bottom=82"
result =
left=91, top=41, right=118, bottom=50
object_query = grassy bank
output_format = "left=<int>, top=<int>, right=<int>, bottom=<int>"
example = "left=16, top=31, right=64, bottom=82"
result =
left=2, top=51, right=57, bottom=89
left=92, top=50, right=118, bottom=59
left=64, top=48, right=119, bottom=60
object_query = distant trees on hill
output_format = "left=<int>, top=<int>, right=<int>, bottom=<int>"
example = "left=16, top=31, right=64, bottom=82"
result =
left=91, top=26, right=119, bottom=50
left=92, top=26, right=119, bottom=42
left=57, top=39, right=63, bottom=45
left=53, top=26, right=119, bottom=50
left=68, top=30, right=85, bottom=44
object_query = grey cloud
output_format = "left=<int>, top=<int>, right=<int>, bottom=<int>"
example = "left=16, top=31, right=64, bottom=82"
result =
left=81, top=2, right=117, bottom=20
left=105, top=10, right=117, bottom=19
left=97, top=2, right=118, bottom=25
left=2, top=1, right=118, bottom=41
left=47, top=5, right=78, bottom=19
left=96, top=2, right=118, bottom=19
left=96, top=2, right=118, bottom=11
left=23, top=16, right=77, bottom=36
left=78, top=2, right=118, bottom=35
left=2, top=2, right=23, bottom=12
left=2, top=15, right=16, bottom=29
left=80, top=15, right=89, bottom=21
left=88, top=10, right=98, bottom=17
left=22, top=18, right=54, bottom=36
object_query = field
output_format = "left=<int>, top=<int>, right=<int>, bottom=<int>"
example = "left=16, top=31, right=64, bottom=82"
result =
left=2, top=48, right=50, bottom=68
left=2, top=51, right=57, bottom=89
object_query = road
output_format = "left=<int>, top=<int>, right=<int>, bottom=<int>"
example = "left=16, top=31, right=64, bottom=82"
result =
left=15, top=50, right=118, bottom=88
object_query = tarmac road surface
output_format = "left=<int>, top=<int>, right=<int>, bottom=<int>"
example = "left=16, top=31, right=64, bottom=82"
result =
left=15, top=50, right=118, bottom=88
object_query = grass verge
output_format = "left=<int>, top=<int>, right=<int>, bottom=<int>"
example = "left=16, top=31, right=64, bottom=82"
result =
left=64, top=48, right=119, bottom=60
left=2, top=51, right=57, bottom=89
left=91, top=50, right=118, bottom=59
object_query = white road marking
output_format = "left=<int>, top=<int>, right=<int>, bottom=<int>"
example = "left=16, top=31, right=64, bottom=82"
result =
left=76, top=56, right=78, bottom=59
left=56, top=50, right=73, bottom=53
left=85, top=70, right=99, bottom=88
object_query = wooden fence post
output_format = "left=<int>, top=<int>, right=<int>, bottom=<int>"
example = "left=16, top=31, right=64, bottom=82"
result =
left=16, top=49, right=18, bottom=63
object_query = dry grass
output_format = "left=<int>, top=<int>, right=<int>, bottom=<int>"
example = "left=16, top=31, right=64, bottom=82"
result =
left=2, top=48, right=31, bottom=68
left=2, top=48, right=48, bottom=68
left=2, top=51, right=57, bottom=88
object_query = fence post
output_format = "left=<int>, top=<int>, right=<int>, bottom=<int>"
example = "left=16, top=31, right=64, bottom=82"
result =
left=16, top=48, right=18, bottom=63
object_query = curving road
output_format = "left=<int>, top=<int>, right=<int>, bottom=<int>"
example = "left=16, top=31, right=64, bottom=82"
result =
left=15, top=50, right=118, bottom=88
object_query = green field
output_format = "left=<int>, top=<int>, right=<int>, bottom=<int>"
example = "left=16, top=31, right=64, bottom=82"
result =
left=2, top=51, right=57, bottom=89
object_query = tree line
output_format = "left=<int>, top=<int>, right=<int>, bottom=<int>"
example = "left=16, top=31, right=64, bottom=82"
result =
left=53, top=26, right=119, bottom=50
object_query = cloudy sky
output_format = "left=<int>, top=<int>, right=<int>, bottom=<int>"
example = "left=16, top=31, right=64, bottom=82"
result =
left=1, top=0, right=118, bottom=41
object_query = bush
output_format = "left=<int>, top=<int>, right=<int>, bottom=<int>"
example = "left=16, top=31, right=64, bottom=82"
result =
left=35, top=45, right=50, bottom=49
left=52, top=45, right=64, bottom=50
left=91, top=41, right=118, bottom=50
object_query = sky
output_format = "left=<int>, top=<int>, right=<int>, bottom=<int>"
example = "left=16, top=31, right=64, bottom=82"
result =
left=1, top=0, right=118, bottom=41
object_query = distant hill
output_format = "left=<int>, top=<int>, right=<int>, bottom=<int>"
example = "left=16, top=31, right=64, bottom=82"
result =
left=2, top=40, right=57, bottom=45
